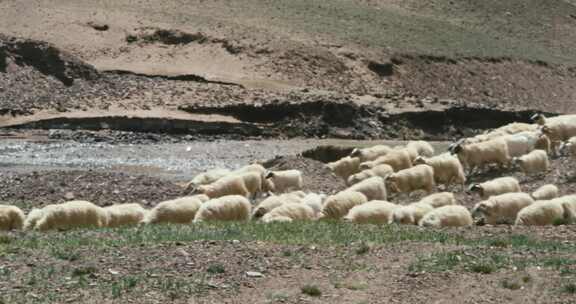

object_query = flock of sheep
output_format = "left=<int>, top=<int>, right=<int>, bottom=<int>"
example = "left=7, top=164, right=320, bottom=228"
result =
left=1, top=113, right=576, bottom=232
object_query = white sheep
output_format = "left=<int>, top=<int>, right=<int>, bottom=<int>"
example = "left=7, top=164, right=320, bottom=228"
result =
left=531, top=184, right=559, bottom=201
left=560, top=195, right=576, bottom=223
left=194, top=171, right=263, bottom=198
left=252, top=191, right=306, bottom=219
left=185, top=168, right=231, bottom=188
left=347, top=164, right=394, bottom=186
left=104, top=203, right=147, bottom=227
left=494, top=122, right=538, bottom=135
left=261, top=203, right=317, bottom=223
left=386, top=164, right=435, bottom=194
left=23, top=208, right=44, bottom=231
left=0, top=205, right=25, bottom=230
left=512, top=149, right=549, bottom=175
left=514, top=200, right=564, bottom=226
left=471, top=192, right=534, bottom=225
left=32, top=201, right=109, bottom=231
left=343, top=200, right=398, bottom=224
left=418, top=192, right=457, bottom=208
left=467, top=176, right=521, bottom=199
left=359, top=148, right=414, bottom=172
left=350, top=145, right=392, bottom=162
left=346, top=176, right=387, bottom=201
left=406, top=140, right=435, bottom=158
left=539, top=116, right=576, bottom=155
left=560, top=136, right=576, bottom=157
left=300, top=192, right=326, bottom=216
left=413, top=153, right=466, bottom=188
left=418, top=205, right=473, bottom=227
left=319, top=191, right=368, bottom=220
left=451, top=138, right=511, bottom=175
left=502, top=131, right=551, bottom=157
left=143, top=195, right=209, bottom=225
left=531, top=114, right=576, bottom=126
left=326, top=156, right=361, bottom=180
left=233, top=163, right=267, bottom=175
left=392, top=202, right=434, bottom=225
left=265, top=170, right=303, bottom=193
left=193, top=195, right=252, bottom=223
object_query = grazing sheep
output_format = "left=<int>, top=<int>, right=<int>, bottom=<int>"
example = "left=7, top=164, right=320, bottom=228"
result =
left=467, top=177, right=521, bottom=200
left=265, top=170, right=303, bottom=193
left=418, top=205, right=473, bottom=228
left=413, top=153, right=466, bottom=188
left=514, top=200, right=564, bottom=226
left=359, top=148, right=414, bottom=172
left=451, top=138, right=511, bottom=175
left=392, top=202, right=434, bottom=225
left=326, top=156, right=361, bottom=180
left=350, top=145, right=393, bottom=162
left=193, top=195, right=252, bottom=223
left=319, top=191, right=368, bottom=220
left=407, top=140, right=435, bottom=158
left=104, top=203, right=147, bottom=227
left=386, top=164, right=435, bottom=194
left=143, top=195, right=209, bottom=225
left=531, top=114, right=576, bottom=126
left=494, top=122, right=538, bottom=135
left=531, top=184, right=559, bottom=201
left=343, top=200, right=398, bottom=224
left=471, top=192, right=534, bottom=225
left=560, top=195, right=576, bottom=222
left=539, top=116, right=576, bottom=155
left=418, top=192, right=457, bottom=208
left=560, top=136, right=576, bottom=157
left=23, top=208, right=44, bottom=231
left=185, top=168, right=231, bottom=190
left=194, top=171, right=263, bottom=199
left=0, top=205, right=25, bottom=230
left=252, top=191, right=306, bottom=219
left=346, top=176, right=387, bottom=201
left=300, top=192, right=325, bottom=216
left=347, top=164, right=394, bottom=186
left=512, top=150, right=549, bottom=175
left=33, top=201, right=109, bottom=231
left=503, top=131, right=551, bottom=157
left=261, top=203, right=317, bottom=223
left=233, top=163, right=267, bottom=176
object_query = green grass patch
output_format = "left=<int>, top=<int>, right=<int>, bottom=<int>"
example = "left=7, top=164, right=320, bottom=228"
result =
left=3, top=222, right=575, bottom=256
left=563, top=283, right=576, bottom=294
left=206, top=263, right=226, bottom=274
left=301, top=284, right=322, bottom=297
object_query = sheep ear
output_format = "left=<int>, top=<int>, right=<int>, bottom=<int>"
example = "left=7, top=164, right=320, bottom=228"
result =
left=265, top=171, right=274, bottom=179
left=350, top=148, right=360, bottom=156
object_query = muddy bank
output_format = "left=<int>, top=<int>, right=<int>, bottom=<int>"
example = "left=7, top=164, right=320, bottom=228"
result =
left=1, top=103, right=556, bottom=141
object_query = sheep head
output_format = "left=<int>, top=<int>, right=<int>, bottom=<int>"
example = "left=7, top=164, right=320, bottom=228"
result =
left=350, top=148, right=361, bottom=157
left=530, top=113, right=546, bottom=125
left=471, top=201, right=489, bottom=217
left=467, top=184, right=483, bottom=196
left=265, top=171, right=275, bottom=179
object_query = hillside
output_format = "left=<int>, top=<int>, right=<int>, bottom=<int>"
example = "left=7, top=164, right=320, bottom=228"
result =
left=0, top=0, right=575, bottom=123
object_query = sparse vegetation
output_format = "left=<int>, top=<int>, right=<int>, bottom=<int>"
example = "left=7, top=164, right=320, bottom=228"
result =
left=301, top=284, right=322, bottom=297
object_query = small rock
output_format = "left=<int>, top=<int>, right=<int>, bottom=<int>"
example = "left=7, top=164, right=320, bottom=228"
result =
left=64, top=192, right=75, bottom=200
left=108, top=269, right=120, bottom=275
left=246, top=271, right=264, bottom=278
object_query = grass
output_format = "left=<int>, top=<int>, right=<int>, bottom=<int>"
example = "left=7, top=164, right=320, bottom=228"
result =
left=563, top=283, right=576, bottom=294
left=2, top=222, right=575, bottom=257
left=301, top=284, right=322, bottom=297
left=206, top=263, right=226, bottom=274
